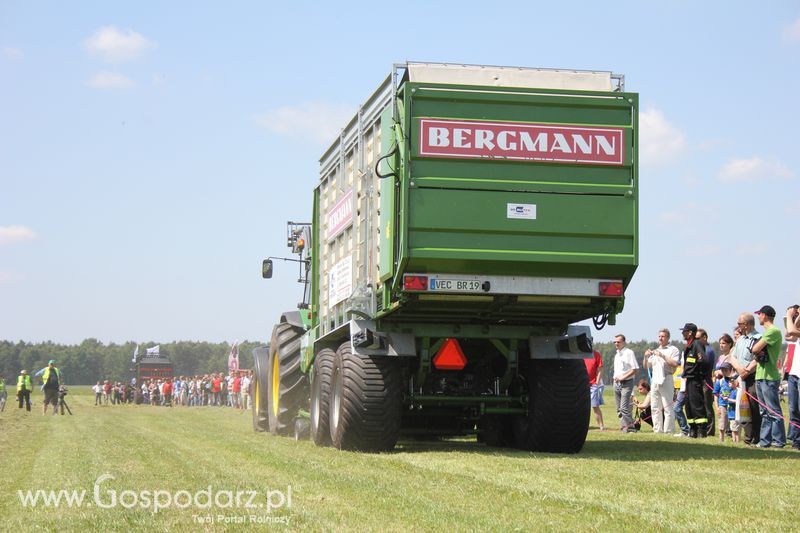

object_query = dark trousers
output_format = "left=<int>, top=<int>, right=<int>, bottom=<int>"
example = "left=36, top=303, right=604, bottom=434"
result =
left=17, top=390, right=31, bottom=411
left=703, top=381, right=716, bottom=436
left=741, top=376, right=762, bottom=445
left=685, top=379, right=707, bottom=434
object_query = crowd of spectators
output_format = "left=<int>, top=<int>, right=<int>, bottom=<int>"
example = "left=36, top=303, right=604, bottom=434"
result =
left=586, top=304, right=800, bottom=449
left=92, top=371, right=252, bottom=410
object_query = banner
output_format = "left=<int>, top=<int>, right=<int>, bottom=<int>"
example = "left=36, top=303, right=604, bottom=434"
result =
left=146, top=345, right=160, bottom=356
left=131, top=345, right=139, bottom=363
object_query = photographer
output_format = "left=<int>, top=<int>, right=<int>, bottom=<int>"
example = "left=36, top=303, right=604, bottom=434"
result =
left=783, top=305, right=800, bottom=450
left=749, top=305, right=785, bottom=448
left=34, top=359, right=62, bottom=416
left=723, top=313, right=762, bottom=445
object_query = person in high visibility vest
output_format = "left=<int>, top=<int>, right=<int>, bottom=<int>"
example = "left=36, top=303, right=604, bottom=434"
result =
left=34, top=359, right=62, bottom=416
left=17, top=370, right=33, bottom=411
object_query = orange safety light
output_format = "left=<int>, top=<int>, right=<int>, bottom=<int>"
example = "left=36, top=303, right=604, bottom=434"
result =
left=599, top=281, right=624, bottom=297
left=296, top=238, right=305, bottom=250
left=432, top=338, right=467, bottom=371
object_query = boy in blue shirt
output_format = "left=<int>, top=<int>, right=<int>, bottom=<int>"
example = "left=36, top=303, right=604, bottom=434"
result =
left=713, top=363, right=735, bottom=442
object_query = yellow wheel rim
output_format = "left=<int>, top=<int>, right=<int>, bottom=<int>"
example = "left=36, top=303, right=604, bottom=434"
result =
left=271, top=349, right=280, bottom=417
left=254, top=380, right=260, bottom=411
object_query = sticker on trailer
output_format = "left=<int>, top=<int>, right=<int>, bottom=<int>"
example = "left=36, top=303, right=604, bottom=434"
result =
left=326, top=189, right=354, bottom=242
left=507, top=203, right=537, bottom=220
left=429, top=278, right=482, bottom=292
left=328, top=255, right=353, bottom=308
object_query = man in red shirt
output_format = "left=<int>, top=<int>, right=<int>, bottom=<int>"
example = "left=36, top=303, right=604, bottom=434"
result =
left=232, top=374, right=242, bottom=409
left=212, top=374, right=222, bottom=406
left=584, top=350, right=605, bottom=430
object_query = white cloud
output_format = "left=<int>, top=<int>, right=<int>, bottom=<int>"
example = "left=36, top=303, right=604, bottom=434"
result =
left=736, top=243, right=769, bottom=256
left=718, top=156, right=795, bottom=183
left=639, top=108, right=687, bottom=167
left=87, top=71, right=133, bottom=90
left=84, top=26, right=155, bottom=63
left=254, top=102, right=356, bottom=144
left=0, top=225, right=36, bottom=245
left=784, top=18, right=800, bottom=41
left=1, top=46, right=23, bottom=59
left=0, top=271, right=23, bottom=283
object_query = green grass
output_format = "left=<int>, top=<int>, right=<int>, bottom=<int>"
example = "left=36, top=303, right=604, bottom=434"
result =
left=1, top=387, right=798, bottom=532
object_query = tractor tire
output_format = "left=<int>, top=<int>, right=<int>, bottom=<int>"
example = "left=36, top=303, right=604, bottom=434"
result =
left=477, top=414, right=514, bottom=447
left=310, top=347, right=335, bottom=446
left=267, top=322, right=308, bottom=436
left=512, top=359, right=590, bottom=454
left=251, top=346, right=270, bottom=432
left=329, top=341, right=401, bottom=452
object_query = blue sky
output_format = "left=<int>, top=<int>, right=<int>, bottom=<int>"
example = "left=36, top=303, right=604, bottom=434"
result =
left=1, top=1, right=798, bottom=345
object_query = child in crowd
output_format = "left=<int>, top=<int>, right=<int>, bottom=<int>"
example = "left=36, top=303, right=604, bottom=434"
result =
left=727, top=376, right=740, bottom=443
left=632, top=379, right=653, bottom=431
left=713, top=362, right=735, bottom=442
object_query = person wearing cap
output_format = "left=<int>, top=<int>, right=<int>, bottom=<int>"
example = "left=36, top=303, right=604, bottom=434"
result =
left=723, top=313, right=762, bottom=445
left=713, top=354, right=735, bottom=442
left=34, top=359, right=62, bottom=416
left=695, top=328, right=717, bottom=437
left=680, top=323, right=710, bottom=438
left=749, top=305, right=785, bottom=448
left=784, top=305, right=800, bottom=450
left=16, top=370, right=33, bottom=411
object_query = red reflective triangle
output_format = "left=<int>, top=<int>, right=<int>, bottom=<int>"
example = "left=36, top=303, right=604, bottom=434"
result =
left=433, top=338, right=467, bottom=371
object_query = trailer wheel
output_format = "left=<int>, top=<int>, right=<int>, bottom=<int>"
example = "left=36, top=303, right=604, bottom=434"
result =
left=330, top=341, right=401, bottom=452
left=512, top=359, right=590, bottom=454
left=251, top=346, right=270, bottom=432
left=267, top=322, right=308, bottom=436
left=310, top=347, right=334, bottom=446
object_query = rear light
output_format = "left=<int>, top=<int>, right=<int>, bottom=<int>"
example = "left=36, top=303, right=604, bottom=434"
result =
left=432, top=338, right=467, bottom=371
left=403, top=275, right=428, bottom=291
left=599, top=281, right=624, bottom=297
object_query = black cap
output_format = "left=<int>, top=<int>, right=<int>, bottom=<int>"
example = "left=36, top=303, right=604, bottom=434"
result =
left=755, top=305, right=776, bottom=317
left=680, top=322, right=698, bottom=333
left=720, top=362, right=733, bottom=370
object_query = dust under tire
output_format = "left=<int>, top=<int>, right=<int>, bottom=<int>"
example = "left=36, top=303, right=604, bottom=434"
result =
left=329, top=342, right=401, bottom=452
left=267, top=322, right=308, bottom=436
left=512, top=359, right=590, bottom=454
left=251, top=346, right=270, bottom=432
left=310, top=347, right=334, bottom=446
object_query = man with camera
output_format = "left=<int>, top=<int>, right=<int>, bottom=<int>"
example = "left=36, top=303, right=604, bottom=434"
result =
left=784, top=305, right=800, bottom=450
left=724, top=313, right=762, bottom=445
left=748, top=305, right=785, bottom=448
left=34, top=359, right=62, bottom=416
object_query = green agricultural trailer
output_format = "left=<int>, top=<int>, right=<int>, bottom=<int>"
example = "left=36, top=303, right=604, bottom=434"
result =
left=254, top=62, right=638, bottom=453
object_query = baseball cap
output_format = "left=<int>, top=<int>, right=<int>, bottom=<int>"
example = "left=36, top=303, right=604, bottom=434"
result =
left=48, top=359, right=56, bottom=364
left=720, top=362, right=733, bottom=370
left=680, top=322, right=698, bottom=333
left=755, top=305, right=776, bottom=317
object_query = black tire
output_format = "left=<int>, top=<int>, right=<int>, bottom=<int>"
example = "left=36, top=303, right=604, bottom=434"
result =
left=512, top=359, right=590, bottom=454
left=251, top=346, right=270, bottom=432
left=294, top=418, right=311, bottom=441
left=267, top=322, right=308, bottom=436
left=310, top=348, right=335, bottom=446
left=330, top=341, right=402, bottom=452
left=477, top=415, right=514, bottom=447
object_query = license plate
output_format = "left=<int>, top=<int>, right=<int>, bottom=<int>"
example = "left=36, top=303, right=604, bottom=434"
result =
left=429, top=278, right=482, bottom=292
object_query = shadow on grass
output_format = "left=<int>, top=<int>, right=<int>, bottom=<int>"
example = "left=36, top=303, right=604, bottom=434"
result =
left=394, top=437, right=800, bottom=461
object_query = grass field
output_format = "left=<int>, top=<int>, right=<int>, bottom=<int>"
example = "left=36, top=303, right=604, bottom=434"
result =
left=1, top=386, right=798, bottom=532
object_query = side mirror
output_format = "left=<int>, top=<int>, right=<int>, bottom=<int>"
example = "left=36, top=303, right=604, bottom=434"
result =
left=262, top=259, right=273, bottom=279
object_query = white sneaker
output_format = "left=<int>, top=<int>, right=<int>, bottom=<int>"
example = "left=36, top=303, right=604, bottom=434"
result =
left=673, top=432, right=688, bottom=437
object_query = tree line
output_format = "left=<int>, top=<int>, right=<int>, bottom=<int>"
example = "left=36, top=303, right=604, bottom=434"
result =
left=0, top=338, right=712, bottom=386
left=0, top=339, right=265, bottom=385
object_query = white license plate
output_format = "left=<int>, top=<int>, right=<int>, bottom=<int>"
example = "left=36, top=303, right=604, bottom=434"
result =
left=429, top=278, right=482, bottom=292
